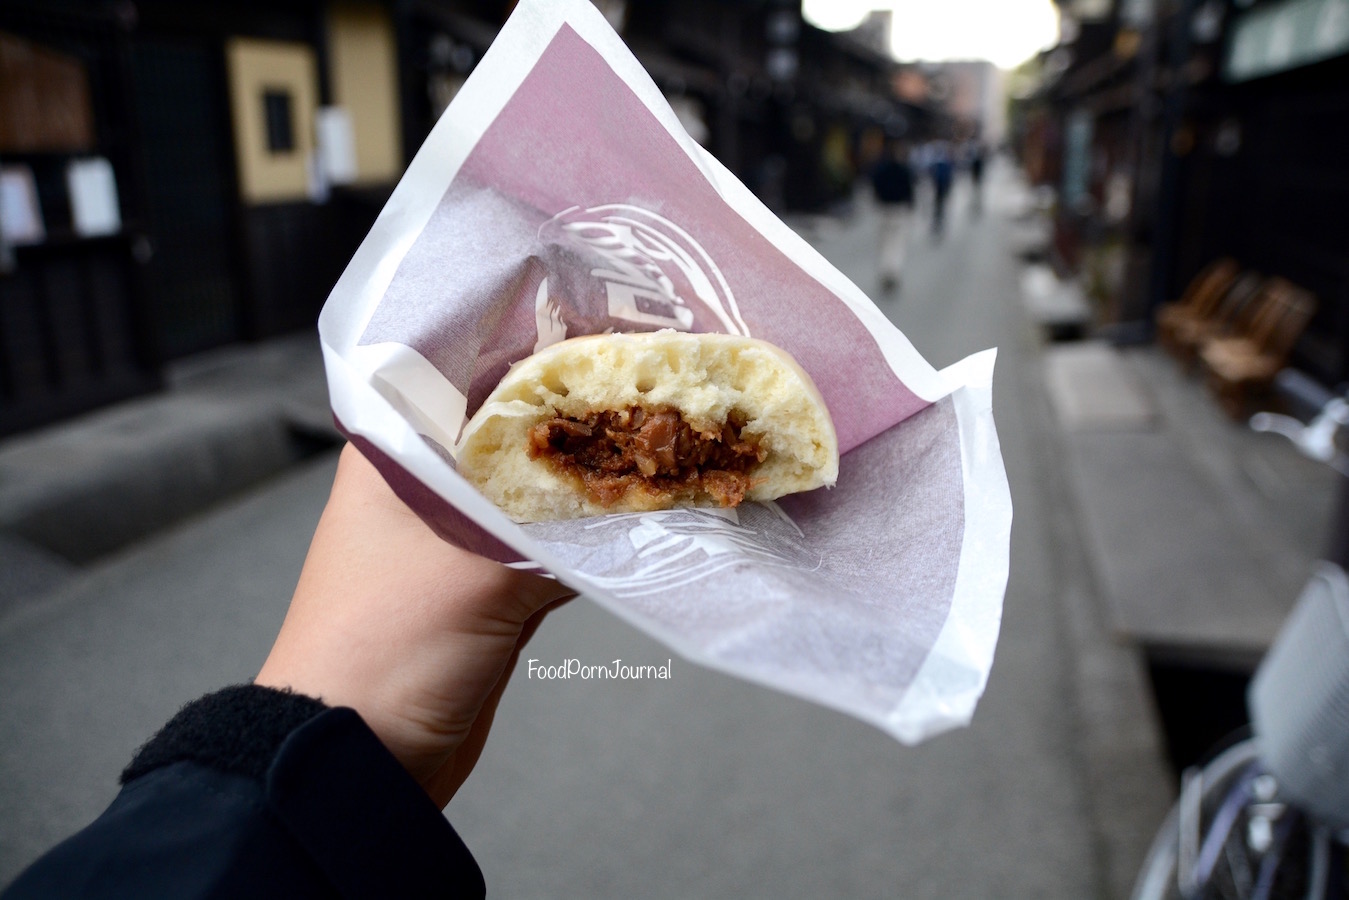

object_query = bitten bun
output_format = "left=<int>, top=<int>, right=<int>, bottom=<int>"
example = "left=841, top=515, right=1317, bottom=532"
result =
left=454, top=331, right=838, bottom=522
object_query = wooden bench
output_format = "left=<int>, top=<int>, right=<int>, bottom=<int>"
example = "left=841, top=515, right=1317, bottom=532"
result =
left=1199, top=278, right=1317, bottom=418
left=1157, top=257, right=1240, bottom=359
left=1164, top=271, right=1268, bottom=370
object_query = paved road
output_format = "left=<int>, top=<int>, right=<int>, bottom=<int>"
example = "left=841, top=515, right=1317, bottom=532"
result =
left=0, top=162, right=1171, bottom=897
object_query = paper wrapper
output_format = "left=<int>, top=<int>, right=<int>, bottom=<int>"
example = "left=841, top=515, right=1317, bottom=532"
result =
left=318, top=0, right=1011, bottom=743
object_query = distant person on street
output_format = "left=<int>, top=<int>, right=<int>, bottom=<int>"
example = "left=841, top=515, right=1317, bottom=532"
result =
left=967, top=141, right=986, bottom=216
left=1, top=443, right=573, bottom=899
left=930, top=143, right=954, bottom=238
left=869, top=138, right=916, bottom=295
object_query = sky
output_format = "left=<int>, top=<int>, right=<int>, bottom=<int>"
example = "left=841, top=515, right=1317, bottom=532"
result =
left=801, top=0, right=1060, bottom=70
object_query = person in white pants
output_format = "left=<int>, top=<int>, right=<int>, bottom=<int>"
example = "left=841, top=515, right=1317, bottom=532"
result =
left=869, top=139, right=916, bottom=295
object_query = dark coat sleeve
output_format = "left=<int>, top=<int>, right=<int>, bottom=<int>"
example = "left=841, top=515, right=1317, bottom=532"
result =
left=1, top=688, right=485, bottom=899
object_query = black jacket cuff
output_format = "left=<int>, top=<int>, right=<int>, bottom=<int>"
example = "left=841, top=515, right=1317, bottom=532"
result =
left=122, top=684, right=328, bottom=785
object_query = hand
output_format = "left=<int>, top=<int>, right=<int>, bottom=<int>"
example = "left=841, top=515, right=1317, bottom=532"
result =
left=256, top=443, right=574, bottom=807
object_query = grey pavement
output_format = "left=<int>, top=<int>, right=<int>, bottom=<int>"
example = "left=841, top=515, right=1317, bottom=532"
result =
left=1060, top=344, right=1337, bottom=660
left=0, top=334, right=334, bottom=575
left=3, top=160, right=1328, bottom=897
left=0, top=454, right=337, bottom=878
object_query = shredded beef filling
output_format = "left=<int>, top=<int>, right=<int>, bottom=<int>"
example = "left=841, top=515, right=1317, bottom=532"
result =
left=526, top=406, right=767, bottom=507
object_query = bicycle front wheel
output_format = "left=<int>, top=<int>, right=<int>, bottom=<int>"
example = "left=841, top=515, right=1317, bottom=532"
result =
left=1131, top=738, right=1335, bottom=900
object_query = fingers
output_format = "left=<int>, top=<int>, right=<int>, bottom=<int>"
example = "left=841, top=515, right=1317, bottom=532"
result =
left=496, top=569, right=579, bottom=624
left=336, top=441, right=579, bottom=625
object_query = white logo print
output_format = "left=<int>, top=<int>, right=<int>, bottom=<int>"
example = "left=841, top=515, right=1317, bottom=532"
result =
left=541, top=203, right=749, bottom=338
left=532, top=278, right=568, bottom=354
left=564, top=504, right=815, bottom=599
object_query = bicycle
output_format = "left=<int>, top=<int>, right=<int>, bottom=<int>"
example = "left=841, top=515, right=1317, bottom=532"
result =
left=1131, top=563, right=1349, bottom=899
left=1249, top=370, right=1349, bottom=477
left=1132, top=373, right=1349, bottom=900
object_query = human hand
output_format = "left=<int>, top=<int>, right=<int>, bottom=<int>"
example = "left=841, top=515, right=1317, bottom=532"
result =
left=256, top=443, right=574, bottom=807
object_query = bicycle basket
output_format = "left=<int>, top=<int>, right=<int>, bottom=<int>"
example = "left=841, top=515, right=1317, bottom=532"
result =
left=1249, top=561, right=1349, bottom=830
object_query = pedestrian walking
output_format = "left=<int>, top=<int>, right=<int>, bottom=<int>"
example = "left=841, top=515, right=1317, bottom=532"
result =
left=967, top=141, right=986, bottom=216
left=869, top=139, right=916, bottom=295
left=930, top=143, right=954, bottom=238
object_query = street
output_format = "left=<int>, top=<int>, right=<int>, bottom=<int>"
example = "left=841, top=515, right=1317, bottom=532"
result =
left=0, top=162, right=1174, bottom=898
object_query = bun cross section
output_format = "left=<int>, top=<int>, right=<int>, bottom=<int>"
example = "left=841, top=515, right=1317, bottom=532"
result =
left=455, top=331, right=839, bottom=522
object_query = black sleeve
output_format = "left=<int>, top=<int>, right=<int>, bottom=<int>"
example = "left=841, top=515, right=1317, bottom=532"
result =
left=1, top=685, right=485, bottom=899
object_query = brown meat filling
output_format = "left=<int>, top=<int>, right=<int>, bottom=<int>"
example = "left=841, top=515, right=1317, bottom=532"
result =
left=526, top=406, right=767, bottom=508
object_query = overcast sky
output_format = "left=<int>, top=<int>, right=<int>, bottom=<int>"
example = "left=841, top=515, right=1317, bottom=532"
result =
left=802, top=0, right=1060, bottom=69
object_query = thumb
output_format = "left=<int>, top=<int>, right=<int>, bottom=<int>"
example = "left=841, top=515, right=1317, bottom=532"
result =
left=488, top=565, right=578, bottom=627
left=339, top=442, right=577, bottom=625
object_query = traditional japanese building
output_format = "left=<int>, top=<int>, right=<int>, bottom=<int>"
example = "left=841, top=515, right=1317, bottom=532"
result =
left=1022, top=0, right=1349, bottom=387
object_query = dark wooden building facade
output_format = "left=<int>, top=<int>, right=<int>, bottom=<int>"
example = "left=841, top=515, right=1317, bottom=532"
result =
left=1021, top=0, right=1349, bottom=388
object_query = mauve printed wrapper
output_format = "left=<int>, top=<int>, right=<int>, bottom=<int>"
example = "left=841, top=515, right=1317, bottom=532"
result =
left=317, top=0, right=1011, bottom=743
